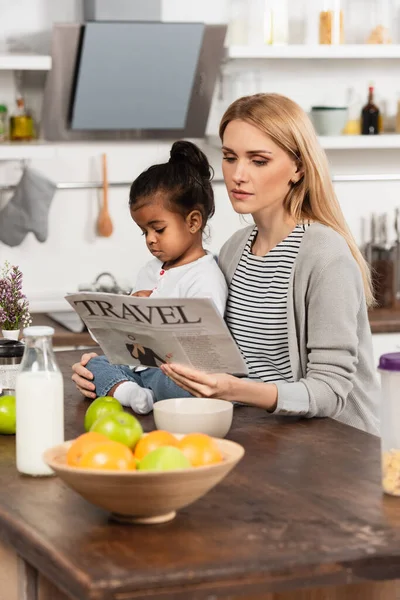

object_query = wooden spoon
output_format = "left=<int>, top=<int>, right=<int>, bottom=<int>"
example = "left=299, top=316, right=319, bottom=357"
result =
left=97, top=153, right=113, bottom=237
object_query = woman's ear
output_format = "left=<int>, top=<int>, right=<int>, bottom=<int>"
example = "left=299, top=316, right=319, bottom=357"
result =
left=290, top=162, right=304, bottom=184
left=186, top=210, right=203, bottom=233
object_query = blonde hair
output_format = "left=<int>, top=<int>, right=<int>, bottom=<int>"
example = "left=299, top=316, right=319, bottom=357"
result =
left=219, top=93, right=374, bottom=307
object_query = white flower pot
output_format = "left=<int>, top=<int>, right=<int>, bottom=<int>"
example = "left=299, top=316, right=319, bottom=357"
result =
left=1, top=329, right=20, bottom=340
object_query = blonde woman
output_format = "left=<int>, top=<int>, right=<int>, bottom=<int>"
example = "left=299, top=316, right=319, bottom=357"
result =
left=162, top=93, right=379, bottom=435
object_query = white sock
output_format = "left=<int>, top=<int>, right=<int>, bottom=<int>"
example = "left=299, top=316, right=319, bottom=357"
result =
left=114, top=381, right=154, bottom=415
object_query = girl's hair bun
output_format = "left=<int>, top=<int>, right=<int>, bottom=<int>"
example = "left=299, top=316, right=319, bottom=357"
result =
left=169, top=140, right=212, bottom=181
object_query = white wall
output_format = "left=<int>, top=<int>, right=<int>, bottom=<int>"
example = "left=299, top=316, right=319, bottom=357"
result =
left=0, top=141, right=242, bottom=311
left=1, top=0, right=400, bottom=326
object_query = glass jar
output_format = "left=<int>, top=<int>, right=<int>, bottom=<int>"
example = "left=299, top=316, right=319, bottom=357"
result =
left=378, top=352, right=400, bottom=496
left=0, top=339, right=24, bottom=396
left=0, top=105, right=7, bottom=142
left=263, top=0, right=289, bottom=45
left=16, top=326, right=64, bottom=476
left=366, top=0, right=393, bottom=43
left=319, top=0, right=344, bottom=44
left=226, top=0, right=249, bottom=45
left=345, top=0, right=393, bottom=43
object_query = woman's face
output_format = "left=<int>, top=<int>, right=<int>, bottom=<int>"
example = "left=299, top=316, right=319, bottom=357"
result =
left=222, top=119, right=300, bottom=217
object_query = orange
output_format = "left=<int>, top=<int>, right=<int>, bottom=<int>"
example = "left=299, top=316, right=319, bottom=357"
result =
left=134, top=430, right=178, bottom=460
left=66, top=432, right=110, bottom=466
left=177, top=433, right=223, bottom=467
left=78, top=440, right=136, bottom=471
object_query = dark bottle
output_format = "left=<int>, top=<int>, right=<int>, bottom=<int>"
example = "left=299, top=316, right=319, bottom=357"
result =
left=361, top=86, right=380, bottom=135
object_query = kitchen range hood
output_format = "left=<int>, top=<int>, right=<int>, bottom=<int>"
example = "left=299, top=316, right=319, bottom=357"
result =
left=42, top=22, right=226, bottom=141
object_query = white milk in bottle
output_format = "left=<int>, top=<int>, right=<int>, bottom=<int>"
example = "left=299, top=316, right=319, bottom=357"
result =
left=16, top=326, right=64, bottom=476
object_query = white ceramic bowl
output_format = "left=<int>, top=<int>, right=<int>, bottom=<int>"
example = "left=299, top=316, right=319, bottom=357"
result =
left=153, top=398, right=233, bottom=438
left=310, top=106, right=348, bottom=136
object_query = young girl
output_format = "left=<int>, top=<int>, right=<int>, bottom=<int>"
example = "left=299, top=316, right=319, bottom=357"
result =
left=77, top=140, right=228, bottom=414
left=162, top=93, right=380, bottom=435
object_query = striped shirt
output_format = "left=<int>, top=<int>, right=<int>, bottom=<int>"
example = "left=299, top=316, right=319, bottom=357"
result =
left=225, top=224, right=307, bottom=383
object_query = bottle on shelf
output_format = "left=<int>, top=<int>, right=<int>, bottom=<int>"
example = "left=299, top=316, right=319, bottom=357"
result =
left=16, top=326, right=64, bottom=476
left=0, top=105, right=8, bottom=141
left=361, top=86, right=380, bottom=135
left=396, top=93, right=400, bottom=134
left=342, top=87, right=361, bottom=135
left=9, top=95, right=34, bottom=142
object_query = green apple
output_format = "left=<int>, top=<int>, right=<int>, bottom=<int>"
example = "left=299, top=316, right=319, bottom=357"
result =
left=90, top=412, right=143, bottom=449
left=138, top=446, right=191, bottom=471
left=0, top=395, right=16, bottom=435
left=84, top=396, right=123, bottom=432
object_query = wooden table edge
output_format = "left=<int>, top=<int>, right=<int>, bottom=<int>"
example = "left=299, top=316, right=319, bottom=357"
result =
left=2, top=515, right=400, bottom=600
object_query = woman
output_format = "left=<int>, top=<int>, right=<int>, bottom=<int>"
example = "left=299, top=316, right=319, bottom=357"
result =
left=73, top=93, right=379, bottom=435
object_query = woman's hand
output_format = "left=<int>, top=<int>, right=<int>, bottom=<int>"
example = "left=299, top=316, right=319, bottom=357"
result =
left=71, top=352, right=98, bottom=399
left=161, top=363, right=235, bottom=400
left=161, top=363, right=278, bottom=410
left=131, top=290, right=152, bottom=298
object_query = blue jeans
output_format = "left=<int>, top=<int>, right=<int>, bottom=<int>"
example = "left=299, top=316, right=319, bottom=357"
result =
left=87, top=355, right=192, bottom=402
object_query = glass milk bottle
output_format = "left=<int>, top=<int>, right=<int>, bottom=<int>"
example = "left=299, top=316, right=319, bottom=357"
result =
left=16, top=326, right=64, bottom=476
left=378, top=352, right=400, bottom=496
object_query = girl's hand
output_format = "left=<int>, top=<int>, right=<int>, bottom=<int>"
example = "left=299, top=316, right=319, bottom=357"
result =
left=131, top=290, right=152, bottom=297
left=161, top=363, right=235, bottom=400
left=71, top=352, right=98, bottom=399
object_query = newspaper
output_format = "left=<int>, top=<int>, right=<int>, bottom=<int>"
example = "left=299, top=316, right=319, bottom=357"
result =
left=65, top=292, right=248, bottom=376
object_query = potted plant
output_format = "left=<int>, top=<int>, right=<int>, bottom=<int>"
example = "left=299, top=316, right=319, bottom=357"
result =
left=0, top=262, right=31, bottom=339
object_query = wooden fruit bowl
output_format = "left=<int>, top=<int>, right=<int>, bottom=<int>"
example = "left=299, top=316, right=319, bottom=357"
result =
left=43, top=436, right=244, bottom=525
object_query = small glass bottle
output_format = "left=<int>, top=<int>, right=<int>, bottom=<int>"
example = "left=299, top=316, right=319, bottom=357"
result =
left=9, top=96, right=34, bottom=142
left=361, top=85, right=380, bottom=135
left=319, top=0, right=344, bottom=44
left=16, top=326, right=64, bottom=476
left=395, top=92, right=400, bottom=133
left=0, top=105, right=8, bottom=142
left=378, top=352, right=400, bottom=496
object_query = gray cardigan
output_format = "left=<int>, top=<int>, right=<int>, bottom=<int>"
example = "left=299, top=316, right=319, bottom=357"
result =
left=218, top=223, right=380, bottom=436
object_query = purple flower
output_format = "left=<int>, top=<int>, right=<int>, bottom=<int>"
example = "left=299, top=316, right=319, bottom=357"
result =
left=0, top=261, right=31, bottom=330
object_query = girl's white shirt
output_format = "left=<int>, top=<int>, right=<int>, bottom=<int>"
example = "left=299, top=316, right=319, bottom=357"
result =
left=135, top=251, right=228, bottom=317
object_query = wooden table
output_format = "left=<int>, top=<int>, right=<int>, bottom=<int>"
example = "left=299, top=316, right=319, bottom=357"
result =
left=0, top=351, right=400, bottom=600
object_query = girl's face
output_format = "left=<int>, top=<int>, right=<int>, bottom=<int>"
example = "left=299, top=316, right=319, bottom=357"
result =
left=130, top=198, right=197, bottom=266
left=221, top=119, right=301, bottom=218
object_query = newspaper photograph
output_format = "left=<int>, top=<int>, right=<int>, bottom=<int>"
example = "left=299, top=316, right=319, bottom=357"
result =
left=65, top=292, right=248, bottom=376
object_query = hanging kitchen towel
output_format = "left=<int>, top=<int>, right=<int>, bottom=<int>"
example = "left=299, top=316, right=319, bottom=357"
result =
left=0, top=167, right=57, bottom=247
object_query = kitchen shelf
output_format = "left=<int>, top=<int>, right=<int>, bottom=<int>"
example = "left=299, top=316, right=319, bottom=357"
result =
left=0, top=142, right=56, bottom=160
left=2, top=135, right=400, bottom=163
left=206, top=134, right=400, bottom=151
left=319, top=135, right=400, bottom=149
left=0, top=53, right=52, bottom=70
left=227, top=44, right=400, bottom=60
